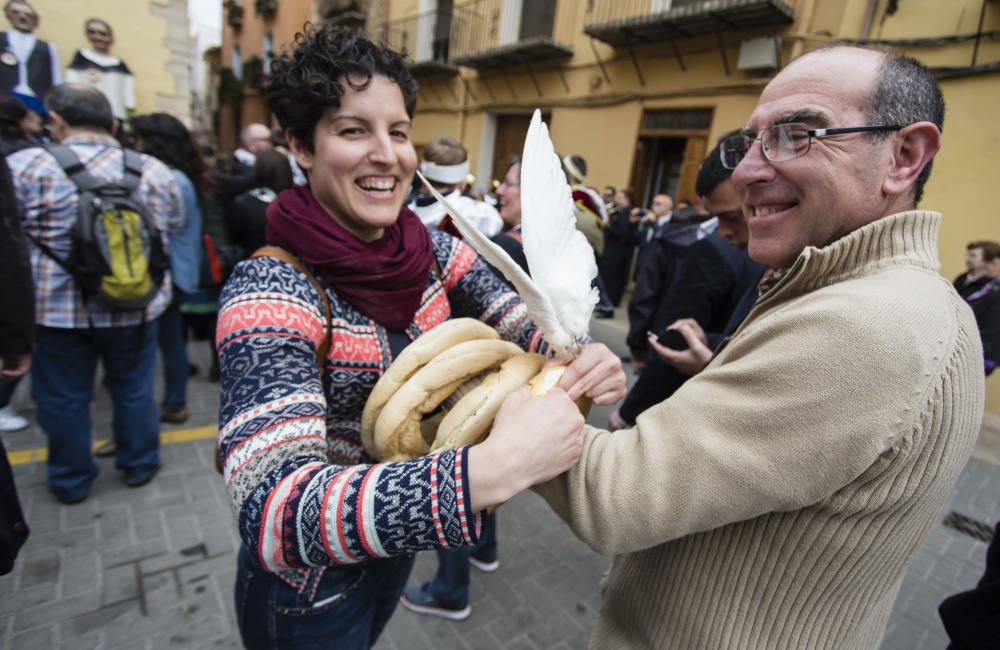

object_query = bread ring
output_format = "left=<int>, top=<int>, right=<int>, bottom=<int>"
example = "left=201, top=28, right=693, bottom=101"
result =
left=529, top=365, right=567, bottom=396
left=530, top=364, right=594, bottom=418
left=373, top=339, right=523, bottom=460
left=432, top=353, right=546, bottom=452
left=361, top=318, right=499, bottom=458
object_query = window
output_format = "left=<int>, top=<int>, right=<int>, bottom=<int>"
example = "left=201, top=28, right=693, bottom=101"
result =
left=263, top=32, right=274, bottom=75
left=232, top=45, right=242, bottom=80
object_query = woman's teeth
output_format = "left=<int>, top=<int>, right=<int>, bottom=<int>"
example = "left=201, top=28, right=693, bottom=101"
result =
left=358, top=178, right=395, bottom=192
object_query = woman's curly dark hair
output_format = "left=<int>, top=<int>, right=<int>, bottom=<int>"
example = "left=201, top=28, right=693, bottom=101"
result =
left=267, top=24, right=419, bottom=152
left=130, top=112, right=209, bottom=199
left=0, top=94, right=28, bottom=141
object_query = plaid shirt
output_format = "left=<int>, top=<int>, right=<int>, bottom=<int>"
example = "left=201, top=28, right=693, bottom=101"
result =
left=8, top=133, right=183, bottom=328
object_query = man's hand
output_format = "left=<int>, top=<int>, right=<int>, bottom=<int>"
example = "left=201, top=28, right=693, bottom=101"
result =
left=648, top=319, right=713, bottom=376
left=468, top=386, right=585, bottom=511
left=557, top=343, right=627, bottom=405
left=0, top=353, right=30, bottom=381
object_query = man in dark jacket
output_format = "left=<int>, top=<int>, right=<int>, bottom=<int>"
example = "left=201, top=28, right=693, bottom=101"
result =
left=0, top=156, right=31, bottom=573
left=954, top=240, right=999, bottom=299
left=613, top=140, right=764, bottom=428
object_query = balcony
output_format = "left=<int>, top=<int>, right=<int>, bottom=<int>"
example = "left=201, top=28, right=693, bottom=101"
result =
left=585, top=0, right=795, bottom=48
left=385, top=9, right=459, bottom=76
left=450, top=0, right=575, bottom=71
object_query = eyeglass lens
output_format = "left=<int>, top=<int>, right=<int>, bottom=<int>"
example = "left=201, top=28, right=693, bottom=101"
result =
left=721, top=124, right=811, bottom=169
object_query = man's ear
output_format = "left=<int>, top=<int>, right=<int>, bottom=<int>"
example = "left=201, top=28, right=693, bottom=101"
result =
left=882, top=121, right=941, bottom=199
left=47, top=110, right=67, bottom=141
left=286, top=129, right=313, bottom=173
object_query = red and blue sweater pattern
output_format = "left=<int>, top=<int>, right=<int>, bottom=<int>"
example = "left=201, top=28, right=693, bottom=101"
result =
left=216, top=231, right=544, bottom=592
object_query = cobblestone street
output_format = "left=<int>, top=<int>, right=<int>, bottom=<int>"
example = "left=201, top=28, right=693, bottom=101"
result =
left=1, top=319, right=997, bottom=649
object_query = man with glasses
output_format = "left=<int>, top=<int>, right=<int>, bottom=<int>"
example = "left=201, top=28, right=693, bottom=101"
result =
left=65, top=19, right=135, bottom=121
left=531, top=45, right=983, bottom=648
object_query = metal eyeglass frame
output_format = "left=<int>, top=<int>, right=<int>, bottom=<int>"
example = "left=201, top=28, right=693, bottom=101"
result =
left=720, top=123, right=904, bottom=170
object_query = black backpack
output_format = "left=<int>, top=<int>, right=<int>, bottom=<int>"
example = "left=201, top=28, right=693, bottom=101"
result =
left=32, top=145, right=169, bottom=311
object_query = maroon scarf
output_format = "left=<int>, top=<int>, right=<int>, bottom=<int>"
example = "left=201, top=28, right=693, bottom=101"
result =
left=266, top=185, right=435, bottom=330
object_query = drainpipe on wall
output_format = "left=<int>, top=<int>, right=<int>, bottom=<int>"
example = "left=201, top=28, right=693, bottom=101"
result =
left=788, top=0, right=819, bottom=62
left=859, top=0, right=879, bottom=41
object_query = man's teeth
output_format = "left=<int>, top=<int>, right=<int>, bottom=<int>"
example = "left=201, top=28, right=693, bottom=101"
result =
left=755, top=206, right=786, bottom=217
left=358, top=178, right=395, bottom=191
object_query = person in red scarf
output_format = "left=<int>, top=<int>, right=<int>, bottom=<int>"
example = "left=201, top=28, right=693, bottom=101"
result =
left=215, top=25, right=626, bottom=649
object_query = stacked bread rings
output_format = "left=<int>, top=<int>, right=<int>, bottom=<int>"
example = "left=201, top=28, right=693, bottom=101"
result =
left=361, top=318, right=586, bottom=461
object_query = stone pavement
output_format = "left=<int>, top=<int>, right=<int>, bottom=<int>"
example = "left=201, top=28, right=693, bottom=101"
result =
left=0, top=320, right=997, bottom=649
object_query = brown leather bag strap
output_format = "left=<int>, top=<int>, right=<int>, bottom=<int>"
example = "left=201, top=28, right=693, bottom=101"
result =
left=251, top=246, right=332, bottom=374
left=215, top=246, right=332, bottom=477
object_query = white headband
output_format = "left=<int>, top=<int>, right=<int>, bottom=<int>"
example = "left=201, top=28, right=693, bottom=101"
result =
left=561, top=155, right=585, bottom=183
left=419, top=160, right=470, bottom=185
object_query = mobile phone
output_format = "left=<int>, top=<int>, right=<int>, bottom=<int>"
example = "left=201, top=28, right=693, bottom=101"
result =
left=648, top=328, right=688, bottom=351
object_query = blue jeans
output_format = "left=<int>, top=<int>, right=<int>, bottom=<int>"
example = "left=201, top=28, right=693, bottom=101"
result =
left=429, top=513, right=497, bottom=608
left=235, top=546, right=415, bottom=650
left=0, top=376, right=20, bottom=408
left=32, top=324, right=160, bottom=499
left=158, top=294, right=188, bottom=410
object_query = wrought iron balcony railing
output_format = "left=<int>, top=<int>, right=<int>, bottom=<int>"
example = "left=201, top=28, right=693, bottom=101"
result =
left=385, top=9, right=458, bottom=75
left=449, top=0, right=576, bottom=70
left=584, top=0, right=796, bottom=47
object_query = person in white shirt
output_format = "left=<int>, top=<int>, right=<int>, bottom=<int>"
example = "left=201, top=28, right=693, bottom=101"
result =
left=408, top=135, right=503, bottom=238
left=0, top=0, right=60, bottom=117
left=65, top=18, right=135, bottom=121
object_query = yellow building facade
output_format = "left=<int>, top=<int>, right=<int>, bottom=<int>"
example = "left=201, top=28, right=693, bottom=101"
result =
left=220, top=0, right=999, bottom=414
left=27, top=0, right=193, bottom=123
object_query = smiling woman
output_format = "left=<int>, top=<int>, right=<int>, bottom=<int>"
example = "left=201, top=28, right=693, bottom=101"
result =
left=287, top=75, right=417, bottom=242
left=214, top=24, right=604, bottom=650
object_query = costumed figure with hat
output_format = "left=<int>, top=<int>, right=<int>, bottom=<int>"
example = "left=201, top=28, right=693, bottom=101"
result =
left=65, top=18, right=135, bottom=121
left=0, top=1, right=60, bottom=118
left=407, top=135, right=503, bottom=239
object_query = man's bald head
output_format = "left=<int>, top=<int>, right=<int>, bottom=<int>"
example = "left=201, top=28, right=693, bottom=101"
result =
left=731, top=45, right=944, bottom=268
left=45, top=83, right=114, bottom=134
left=780, top=45, right=944, bottom=204
left=652, top=194, right=672, bottom=217
left=241, top=123, right=274, bottom=154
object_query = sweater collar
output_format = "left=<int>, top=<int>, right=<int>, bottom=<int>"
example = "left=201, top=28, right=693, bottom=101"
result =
left=761, top=210, right=942, bottom=299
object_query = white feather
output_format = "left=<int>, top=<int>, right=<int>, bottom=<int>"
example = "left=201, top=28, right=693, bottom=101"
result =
left=413, top=110, right=597, bottom=355
left=519, top=110, right=599, bottom=349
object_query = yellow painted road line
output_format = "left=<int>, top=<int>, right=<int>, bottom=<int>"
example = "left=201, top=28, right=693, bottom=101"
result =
left=6, top=425, right=218, bottom=467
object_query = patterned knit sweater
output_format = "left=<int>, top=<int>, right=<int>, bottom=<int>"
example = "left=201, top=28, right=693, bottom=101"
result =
left=535, top=211, right=985, bottom=649
left=217, top=231, right=544, bottom=593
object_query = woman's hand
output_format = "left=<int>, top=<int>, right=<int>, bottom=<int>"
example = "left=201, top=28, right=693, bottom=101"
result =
left=557, top=343, right=627, bottom=405
left=467, top=386, right=585, bottom=511
left=648, top=319, right=713, bottom=376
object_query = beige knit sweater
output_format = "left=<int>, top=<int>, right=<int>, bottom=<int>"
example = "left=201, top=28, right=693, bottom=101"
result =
left=536, top=211, right=984, bottom=649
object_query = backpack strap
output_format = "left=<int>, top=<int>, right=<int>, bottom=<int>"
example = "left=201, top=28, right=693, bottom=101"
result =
left=120, top=149, right=143, bottom=194
left=44, top=144, right=105, bottom=193
left=251, top=246, right=332, bottom=373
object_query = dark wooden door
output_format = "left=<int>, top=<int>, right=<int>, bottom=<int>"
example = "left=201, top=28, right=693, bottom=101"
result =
left=491, top=112, right=551, bottom=183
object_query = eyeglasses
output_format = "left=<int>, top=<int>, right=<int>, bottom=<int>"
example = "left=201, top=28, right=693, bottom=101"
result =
left=719, top=122, right=904, bottom=170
